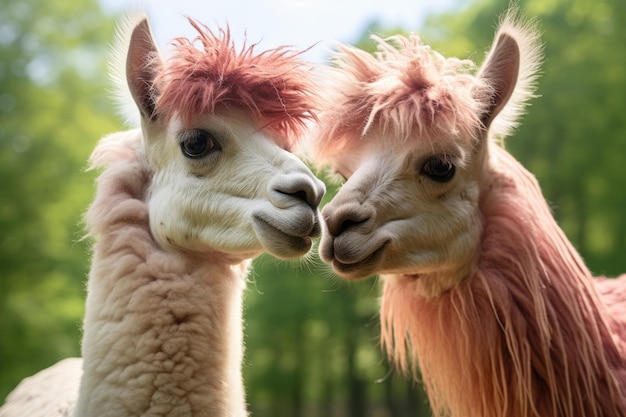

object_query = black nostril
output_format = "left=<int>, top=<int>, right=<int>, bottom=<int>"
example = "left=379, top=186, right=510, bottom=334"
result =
left=339, top=218, right=362, bottom=233
left=290, top=190, right=309, bottom=205
left=324, top=204, right=373, bottom=237
left=275, top=187, right=316, bottom=209
left=271, top=175, right=324, bottom=210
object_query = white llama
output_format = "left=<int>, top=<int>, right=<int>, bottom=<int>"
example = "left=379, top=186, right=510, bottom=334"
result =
left=0, top=14, right=324, bottom=417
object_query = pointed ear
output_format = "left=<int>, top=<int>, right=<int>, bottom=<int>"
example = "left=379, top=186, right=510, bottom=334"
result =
left=477, top=33, right=520, bottom=129
left=126, top=18, right=161, bottom=120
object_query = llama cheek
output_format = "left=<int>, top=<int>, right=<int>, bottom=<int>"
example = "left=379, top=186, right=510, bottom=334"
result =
left=386, top=215, right=477, bottom=280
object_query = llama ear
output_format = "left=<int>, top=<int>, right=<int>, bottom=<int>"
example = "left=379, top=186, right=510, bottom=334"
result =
left=476, top=33, right=520, bottom=129
left=126, top=18, right=161, bottom=121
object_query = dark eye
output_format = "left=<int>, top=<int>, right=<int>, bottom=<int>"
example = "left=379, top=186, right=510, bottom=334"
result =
left=421, top=155, right=456, bottom=183
left=179, top=129, right=220, bottom=159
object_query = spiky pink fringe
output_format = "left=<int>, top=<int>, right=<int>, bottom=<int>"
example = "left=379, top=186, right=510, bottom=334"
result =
left=381, top=147, right=626, bottom=417
left=154, top=18, right=319, bottom=146
left=313, top=34, right=489, bottom=163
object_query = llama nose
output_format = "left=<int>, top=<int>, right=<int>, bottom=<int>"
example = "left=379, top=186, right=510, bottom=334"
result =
left=270, top=173, right=325, bottom=210
left=322, top=203, right=374, bottom=237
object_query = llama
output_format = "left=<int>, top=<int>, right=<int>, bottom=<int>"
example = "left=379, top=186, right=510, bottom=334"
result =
left=0, top=14, right=324, bottom=417
left=310, top=9, right=626, bottom=417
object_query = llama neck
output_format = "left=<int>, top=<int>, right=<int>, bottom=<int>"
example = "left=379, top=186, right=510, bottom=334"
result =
left=380, top=148, right=626, bottom=417
left=75, top=156, right=248, bottom=417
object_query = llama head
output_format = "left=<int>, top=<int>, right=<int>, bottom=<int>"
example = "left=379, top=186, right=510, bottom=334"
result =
left=113, top=15, right=325, bottom=261
left=313, top=10, right=541, bottom=296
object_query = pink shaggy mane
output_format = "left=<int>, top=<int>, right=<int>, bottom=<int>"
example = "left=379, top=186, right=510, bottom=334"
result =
left=154, top=18, right=319, bottom=145
left=381, top=147, right=626, bottom=417
left=313, top=35, right=489, bottom=162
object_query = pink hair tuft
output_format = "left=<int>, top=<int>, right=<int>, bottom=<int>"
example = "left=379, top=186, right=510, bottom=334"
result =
left=313, top=34, right=489, bottom=163
left=154, top=18, right=319, bottom=145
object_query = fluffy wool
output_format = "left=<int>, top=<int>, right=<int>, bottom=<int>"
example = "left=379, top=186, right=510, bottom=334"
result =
left=72, top=133, right=250, bottom=416
left=74, top=132, right=248, bottom=416
left=0, top=132, right=250, bottom=417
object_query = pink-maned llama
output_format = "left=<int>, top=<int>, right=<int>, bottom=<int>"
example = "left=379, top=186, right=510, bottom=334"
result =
left=310, top=9, right=626, bottom=417
left=0, top=13, right=324, bottom=417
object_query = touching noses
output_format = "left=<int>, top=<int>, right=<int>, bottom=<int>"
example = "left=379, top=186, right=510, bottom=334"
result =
left=322, top=202, right=375, bottom=237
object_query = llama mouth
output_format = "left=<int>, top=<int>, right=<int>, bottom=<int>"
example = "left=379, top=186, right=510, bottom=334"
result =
left=252, top=215, right=315, bottom=258
left=331, top=241, right=389, bottom=278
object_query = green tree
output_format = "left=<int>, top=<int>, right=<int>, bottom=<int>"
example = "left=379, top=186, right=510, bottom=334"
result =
left=0, top=0, right=120, bottom=398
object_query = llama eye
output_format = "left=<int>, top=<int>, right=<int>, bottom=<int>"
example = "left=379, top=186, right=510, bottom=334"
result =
left=179, top=129, right=221, bottom=159
left=421, top=156, right=456, bottom=183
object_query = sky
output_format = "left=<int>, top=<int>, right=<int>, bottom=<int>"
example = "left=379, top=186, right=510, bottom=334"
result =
left=98, top=0, right=464, bottom=64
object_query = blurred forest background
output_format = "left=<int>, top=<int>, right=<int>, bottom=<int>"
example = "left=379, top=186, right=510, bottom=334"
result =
left=1, top=0, right=625, bottom=415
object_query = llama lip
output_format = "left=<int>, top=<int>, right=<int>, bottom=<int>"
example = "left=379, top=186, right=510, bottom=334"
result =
left=332, top=241, right=389, bottom=277
left=252, top=214, right=314, bottom=256
left=252, top=212, right=318, bottom=238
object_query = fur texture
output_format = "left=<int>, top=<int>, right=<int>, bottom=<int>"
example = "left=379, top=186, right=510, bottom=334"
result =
left=0, top=359, right=81, bottom=417
left=75, top=133, right=248, bottom=416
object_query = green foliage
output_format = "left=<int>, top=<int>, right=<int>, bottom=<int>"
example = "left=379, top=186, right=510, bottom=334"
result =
left=2, top=0, right=625, bottom=416
left=515, top=0, right=626, bottom=275
left=0, top=0, right=120, bottom=398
